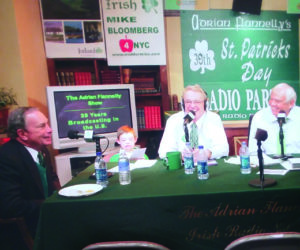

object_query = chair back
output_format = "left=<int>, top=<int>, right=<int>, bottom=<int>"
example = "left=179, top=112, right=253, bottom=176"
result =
left=82, top=241, right=170, bottom=250
left=224, top=232, right=300, bottom=250
left=0, top=217, right=34, bottom=250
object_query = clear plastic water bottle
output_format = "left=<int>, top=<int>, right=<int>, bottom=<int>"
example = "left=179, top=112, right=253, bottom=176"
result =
left=239, top=141, right=251, bottom=174
left=94, top=152, right=108, bottom=187
left=118, top=149, right=131, bottom=185
left=183, top=142, right=194, bottom=174
left=197, top=145, right=209, bottom=180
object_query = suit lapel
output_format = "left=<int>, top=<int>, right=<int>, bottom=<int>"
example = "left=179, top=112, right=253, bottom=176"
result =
left=19, top=146, right=45, bottom=197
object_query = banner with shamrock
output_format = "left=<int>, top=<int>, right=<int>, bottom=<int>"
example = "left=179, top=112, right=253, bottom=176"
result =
left=181, top=10, right=299, bottom=121
left=101, top=0, right=166, bottom=66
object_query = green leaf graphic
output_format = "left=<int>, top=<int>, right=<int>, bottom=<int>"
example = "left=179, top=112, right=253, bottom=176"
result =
left=142, top=0, right=158, bottom=13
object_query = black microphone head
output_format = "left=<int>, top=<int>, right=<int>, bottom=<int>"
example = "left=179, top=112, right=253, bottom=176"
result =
left=184, top=110, right=195, bottom=124
left=277, top=110, right=286, bottom=123
left=255, top=128, right=268, bottom=141
left=190, top=110, right=196, bottom=117
left=67, top=130, right=79, bottom=139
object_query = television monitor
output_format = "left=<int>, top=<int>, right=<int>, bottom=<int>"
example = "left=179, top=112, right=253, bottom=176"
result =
left=232, top=0, right=262, bottom=15
left=46, top=84, right=138, bottom=153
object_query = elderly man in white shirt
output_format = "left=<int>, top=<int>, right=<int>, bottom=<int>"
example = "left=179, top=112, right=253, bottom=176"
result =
left=249, top=83, right=300, bottom=155
left=158, top=84, right=229, bottom=159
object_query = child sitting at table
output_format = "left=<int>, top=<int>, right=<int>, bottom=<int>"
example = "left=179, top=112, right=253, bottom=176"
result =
left=109, top=125, right=149, bottom=162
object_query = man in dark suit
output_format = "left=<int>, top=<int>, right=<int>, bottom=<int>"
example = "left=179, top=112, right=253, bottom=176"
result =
left=0, top=107, right=61, bottom=248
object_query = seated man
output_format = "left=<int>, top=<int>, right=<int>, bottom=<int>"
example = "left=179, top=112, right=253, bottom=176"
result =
left=249, top=83, right=300, bottom=155
left=158, top=84, right=229, bottom=159
left=0, top=107, right=61, bottom=242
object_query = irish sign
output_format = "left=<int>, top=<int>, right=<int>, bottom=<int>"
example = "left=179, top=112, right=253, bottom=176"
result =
left=102, top=0, right=166, bottom=65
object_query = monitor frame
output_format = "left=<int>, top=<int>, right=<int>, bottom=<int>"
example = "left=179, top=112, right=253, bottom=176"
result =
left=46, top=84, right=138, bottom=153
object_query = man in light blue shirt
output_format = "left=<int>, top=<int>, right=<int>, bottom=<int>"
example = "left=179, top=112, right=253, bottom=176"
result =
left=249, top=83, right=300, bottom=155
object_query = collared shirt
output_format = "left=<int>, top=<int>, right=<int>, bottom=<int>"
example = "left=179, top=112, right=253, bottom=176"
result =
left=249, top=106, right=300, bottom=155
left=158, top=111, right=229, bottom=159
left=25, top=146, right=40, bottom=164
left=25, top=146, right=48, bottom=197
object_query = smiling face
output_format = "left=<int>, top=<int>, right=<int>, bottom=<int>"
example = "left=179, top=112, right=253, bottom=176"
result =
left=17, top=110, right=52, bottom=151
left=269, top=85, right=295, bottom=117
left=183, top=90, right=206, bottom=121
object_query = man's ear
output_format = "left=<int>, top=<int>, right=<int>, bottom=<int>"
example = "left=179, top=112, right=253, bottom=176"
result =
left=17, top=129, right=28, bottom=141
left=290, top=99, right=296, bottom=108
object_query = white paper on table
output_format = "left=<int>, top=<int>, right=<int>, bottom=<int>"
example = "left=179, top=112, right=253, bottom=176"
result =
left=250, top=154, right=281, bottom=167
left=224, top=154, right=280, bottom=167
left=224, top=156, right=240, bottom=165
left=108, top=159, right=157, bottom=173
left=131, top=159, right=157, bottom=170
left=130, top=148, right=146, bottom=160
left=281, top=158, right=300, bottom=170
left=256, top=169, right=289, bottom=175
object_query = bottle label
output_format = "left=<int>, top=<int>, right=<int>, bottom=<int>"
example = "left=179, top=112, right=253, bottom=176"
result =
left=119, top=161, right=129, bottom=172
left=184, top=156, right=194, bottom=170
left=197, top=161, right=208, bottom=174
left=240, top=156, right=250, bottom=169
left=95, top=168, right=107, bottom=181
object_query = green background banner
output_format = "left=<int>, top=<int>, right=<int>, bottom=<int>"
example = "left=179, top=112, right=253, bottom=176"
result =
left=181, top=10, right=299, bottom=120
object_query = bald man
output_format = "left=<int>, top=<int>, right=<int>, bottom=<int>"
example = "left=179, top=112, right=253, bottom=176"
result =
left=249, top=83, right=300, bottom=155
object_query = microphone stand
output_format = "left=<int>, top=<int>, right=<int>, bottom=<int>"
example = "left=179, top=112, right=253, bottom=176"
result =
left=279, top=122, right=285, bottom=158
left=184, top=123, right=189, bottom=142
left=257, top=140, right=264, bottom=188
left=95, top=138, right=102, bottom=155
left=249, top=140, right=277, bottom=189
left=272, top=121, right=293, bottom=160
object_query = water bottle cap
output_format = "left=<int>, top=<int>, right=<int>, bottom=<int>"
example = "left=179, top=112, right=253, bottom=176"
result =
left=198, top=145, right=204, bottom=149
left=96, top=151, right=102, bottom=156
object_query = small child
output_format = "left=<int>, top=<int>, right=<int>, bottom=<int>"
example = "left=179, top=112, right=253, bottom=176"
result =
left=109, top=125, right=149, bottom=162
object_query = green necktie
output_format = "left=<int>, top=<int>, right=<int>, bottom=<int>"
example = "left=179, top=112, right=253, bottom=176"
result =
left=38, top=152, right=45, bottom=168
left=190, top=122, right=198, bottom=149
left=37, top=152, right=48, bottom=197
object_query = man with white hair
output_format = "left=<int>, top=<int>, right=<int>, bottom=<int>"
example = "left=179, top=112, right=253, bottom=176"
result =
left=249, top=83, right=300, bottom=155
left=158, top=84, right=229, bottom=159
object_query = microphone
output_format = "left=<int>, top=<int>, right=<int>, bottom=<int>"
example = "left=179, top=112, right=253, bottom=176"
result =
left=255, top=128, right=268, bottom=142
left=277, top=110, right=286, bottom=127
left=184, top=111, right=195, bottom=125
left=249, top=128, right=276, bottom=189
left=67, top=130, right=105, bottom=141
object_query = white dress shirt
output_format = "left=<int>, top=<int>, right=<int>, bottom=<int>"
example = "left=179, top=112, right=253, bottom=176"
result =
left=158, top=111, right=229, bottom=159
left=25, top=146, right=39, bottom=164
left=248, top=106, right=300, bottom=155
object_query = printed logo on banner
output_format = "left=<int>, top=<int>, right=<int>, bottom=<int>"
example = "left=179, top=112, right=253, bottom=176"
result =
left=189, top=40, right=216, bottom=74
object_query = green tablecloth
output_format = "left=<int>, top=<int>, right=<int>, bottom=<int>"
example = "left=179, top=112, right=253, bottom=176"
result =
left=34, top=159, right=300, bottom=250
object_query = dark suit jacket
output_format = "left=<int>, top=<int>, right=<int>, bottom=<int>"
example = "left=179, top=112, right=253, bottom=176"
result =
left=0, top=139, right=60, bottom=236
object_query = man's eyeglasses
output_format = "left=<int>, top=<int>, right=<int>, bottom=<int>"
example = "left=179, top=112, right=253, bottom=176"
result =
left=184, top=100, right=204, bottom=105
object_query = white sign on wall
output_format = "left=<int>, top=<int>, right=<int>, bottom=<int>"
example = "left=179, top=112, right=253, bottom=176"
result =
left=40, top=0, right=106, bottom=58
left=101, top=0, right=167, bottom=65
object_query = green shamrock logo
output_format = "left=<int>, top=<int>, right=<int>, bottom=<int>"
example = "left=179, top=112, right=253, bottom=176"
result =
left=142, top=0, right=158, bottom=13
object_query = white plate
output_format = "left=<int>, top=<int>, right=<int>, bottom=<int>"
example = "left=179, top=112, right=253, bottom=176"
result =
left=58, top=184, right=103, bottom=197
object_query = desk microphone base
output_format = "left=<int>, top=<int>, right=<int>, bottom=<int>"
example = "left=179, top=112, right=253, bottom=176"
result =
left=271, top=154, right=293, bottom=160
left=249, top=178, right=277, bottom=188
